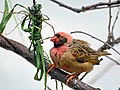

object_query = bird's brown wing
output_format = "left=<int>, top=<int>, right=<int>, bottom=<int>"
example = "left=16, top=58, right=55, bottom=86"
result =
left=73, top=39, right=96, bottom=53
left=71, top=39, right=110, bottom=65
left=70, top=39, right=100, bottom=64
left=73, top=39, right=110, bottom=55
left=69, top=44, right=89, bottom=62
left=73, top=39, right=90, bottom=46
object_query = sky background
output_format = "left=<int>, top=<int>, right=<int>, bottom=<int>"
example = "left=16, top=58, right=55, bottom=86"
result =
left=0, top=0, right=120, bottom=90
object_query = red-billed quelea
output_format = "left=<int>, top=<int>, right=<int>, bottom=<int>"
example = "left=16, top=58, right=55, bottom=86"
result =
left=48, top=32, right=110, bottom=84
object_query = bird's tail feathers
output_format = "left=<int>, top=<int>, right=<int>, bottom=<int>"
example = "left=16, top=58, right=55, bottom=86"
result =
left=98, top=51, right=111, bottom=56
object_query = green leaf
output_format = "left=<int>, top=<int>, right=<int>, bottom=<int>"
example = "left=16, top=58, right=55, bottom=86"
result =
left=21, top=15, right=28, bottom=30
left=23, top=28, right=31, bottom=32
left=34, top=69, right=44, bottom=81
left=3, top=0, right=9, bottom=20
left=0, top=0, right=11, bottom=34
left=38, top=42, right=47, bottom=90
left=34, top=44, right=44, bottom=81
left=0, top=2, right=28, bottom=34
left=36, top=45, right=41, bottom=69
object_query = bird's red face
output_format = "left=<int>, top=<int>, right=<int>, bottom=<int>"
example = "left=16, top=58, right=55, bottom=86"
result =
left=50, top=32, right=73, bottom=48
left=50, top=34, right=60, bottom=43
left=50, top=33, right=68, bottom=48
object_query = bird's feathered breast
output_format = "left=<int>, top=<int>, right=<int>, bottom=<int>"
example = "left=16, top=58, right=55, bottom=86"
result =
left=50, top=46, right=69, bottom=68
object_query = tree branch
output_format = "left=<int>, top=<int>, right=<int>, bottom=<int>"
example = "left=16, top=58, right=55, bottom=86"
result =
left=0, top=35, right=100, bottom=90
left=50, top=0, right=120, bottom=13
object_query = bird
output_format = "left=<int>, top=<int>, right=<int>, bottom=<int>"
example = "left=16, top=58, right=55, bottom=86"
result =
left=48, top=32, right=110, bottom=84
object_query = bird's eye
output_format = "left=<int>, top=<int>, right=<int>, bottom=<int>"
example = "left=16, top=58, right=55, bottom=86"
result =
left=59, top=36, right=64, bottom=40
left=55, top=33, right=66, bottom=41
left=55, top=34, right=60, bottom=38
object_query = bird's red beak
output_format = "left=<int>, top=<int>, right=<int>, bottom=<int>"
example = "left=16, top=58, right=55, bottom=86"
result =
left=50, top=36, right=59, bottom=43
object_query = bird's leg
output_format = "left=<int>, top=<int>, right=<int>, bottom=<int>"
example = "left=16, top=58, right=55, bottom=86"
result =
left=47, top=64, right=55, bottom=74
left=66, top=73, right=80, bottom=85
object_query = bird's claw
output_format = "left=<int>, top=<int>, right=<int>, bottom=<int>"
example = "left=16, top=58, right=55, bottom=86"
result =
left=47, top=64, right=55, bottom=74
left=66, top=74, right=78, bottom=85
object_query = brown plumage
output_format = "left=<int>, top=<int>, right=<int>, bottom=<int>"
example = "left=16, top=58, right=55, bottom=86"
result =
left=49, top=32, right=110, bottom=83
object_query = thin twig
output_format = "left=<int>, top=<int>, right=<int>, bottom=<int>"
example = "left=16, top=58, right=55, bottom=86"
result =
left=55, top=80, right=58, bottom=90
left=105, top=56, right=120, bottom=65
left=33, top=0, right=36, bottom=5
left=108, top=0, right=112, bottom=34
left=61, top=83, right=64, bottom=90
left=115, top=37, right=120, bottom=44
left=44, top=21, right=56, bottom=35
left=50, top=0, right=120, bottom=13
left=5, top=21, right=21, bottom=35
left=94, top=5, right=120, bottom=10
left=50, top=0, right=82, bottom=13
left=80, top=72, right=89, bottom=80
left=46, top=85, right=52, bottom=90
left=112, top=10, right=120, bottom=33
